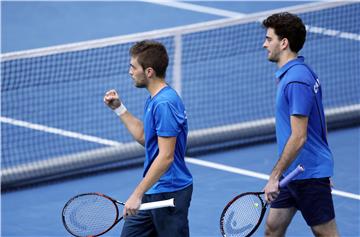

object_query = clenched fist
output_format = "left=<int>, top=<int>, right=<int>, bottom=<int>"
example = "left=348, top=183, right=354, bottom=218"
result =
left=104, top=89, right=122, bottom=110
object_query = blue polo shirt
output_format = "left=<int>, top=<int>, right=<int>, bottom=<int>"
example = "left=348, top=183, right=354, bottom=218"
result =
left=143, top=86, right=193, bottom=194
left=275, top=56, right=333, bottom=179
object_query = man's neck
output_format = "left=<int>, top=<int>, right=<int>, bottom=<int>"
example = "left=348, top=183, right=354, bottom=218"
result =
left=147, top=78, right=167, bottom=97
left=277, top=52, right=298, bottom=68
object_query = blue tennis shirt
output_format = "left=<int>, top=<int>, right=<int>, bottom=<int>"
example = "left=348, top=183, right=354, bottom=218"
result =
left=275, top=56, right=334, bottom=179
left=143, top=86, right=193, bottom=194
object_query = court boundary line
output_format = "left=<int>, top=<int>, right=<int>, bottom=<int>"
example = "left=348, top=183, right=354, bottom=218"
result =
left=146, top=0, right=360, bottom=43
left=142, top=0, right=247, bottom=18
left=185, top=157, right=360, bottom=201
left=2, top=104, right=359, bottom=188
left=2, top=104, right=358, bottom=145
left=0, top=116, right=123, bottom=146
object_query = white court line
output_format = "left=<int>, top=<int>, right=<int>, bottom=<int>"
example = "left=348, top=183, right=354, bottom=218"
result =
left=185, top=157, right=360, bottom=201
left=1, top=115, right=359, bottom=200
left=0, top=116, right=123, bottom=147
left=307, top=25, right=360, bottom=41
left=142, top=0, right=247, bottom=18
left=146, top=1, right=360, bottom=42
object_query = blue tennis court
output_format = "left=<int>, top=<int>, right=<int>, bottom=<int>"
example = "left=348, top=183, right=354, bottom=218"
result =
left=2, top=1, right=359, bottom=237
left=2, top=127, right=359, bottom=236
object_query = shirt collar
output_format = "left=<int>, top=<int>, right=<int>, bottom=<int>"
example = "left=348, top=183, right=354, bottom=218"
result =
left=275, top=56, right=305, bottom=81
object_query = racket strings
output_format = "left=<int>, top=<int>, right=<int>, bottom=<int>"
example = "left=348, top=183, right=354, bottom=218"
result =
left=222, top=194, right=263, bottom=237
left=63, top=194, right=118, bottom=236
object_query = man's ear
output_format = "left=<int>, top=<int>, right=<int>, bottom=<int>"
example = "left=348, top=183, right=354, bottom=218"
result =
left=145, top=67, right=155, bottom=78
left=280, top=38, right=289, bottom=50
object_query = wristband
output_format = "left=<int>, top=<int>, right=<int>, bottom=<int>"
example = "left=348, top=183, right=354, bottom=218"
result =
left=114, top=103, right=127, bottom=116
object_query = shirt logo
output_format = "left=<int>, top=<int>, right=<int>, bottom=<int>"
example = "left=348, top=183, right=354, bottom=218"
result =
left=313, top=78, right=320, bottom=94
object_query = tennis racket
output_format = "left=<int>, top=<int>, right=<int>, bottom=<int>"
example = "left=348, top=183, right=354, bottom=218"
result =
left=220, top=164, right=304, bottom=237
left=62, top=192, right=175, bottom=237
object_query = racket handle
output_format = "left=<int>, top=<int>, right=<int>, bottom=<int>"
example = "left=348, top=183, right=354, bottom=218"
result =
left=139, top=198, right=175, bottom=210
left=279, top=164, right=304, bottom=188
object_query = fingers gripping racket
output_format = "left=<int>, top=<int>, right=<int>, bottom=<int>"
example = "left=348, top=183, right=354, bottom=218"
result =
left=220, top=165, right=304, bottom=237
left=62, top=193, right=175, bottom=237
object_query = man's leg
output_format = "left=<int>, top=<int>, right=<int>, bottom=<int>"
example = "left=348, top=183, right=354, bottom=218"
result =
left=120, top=208, right=156, bottom=237
left=296, top=178, right=338, bottom=237
left=265, top=180, right=298, bottom=237
left=265, top=207, right=296, bottom=237
left=151, top=184, right=193, bottom=237
left=311, top=219, right=339, bottom=237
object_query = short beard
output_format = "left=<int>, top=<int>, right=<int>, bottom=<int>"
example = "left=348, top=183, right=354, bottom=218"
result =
left=135, top=83, right=147, bottom=88
left=268, top=57, right=278, bottom=63
left=135, top=72, right=148, bottom=88
left=268, top=52, right=280, bottom=63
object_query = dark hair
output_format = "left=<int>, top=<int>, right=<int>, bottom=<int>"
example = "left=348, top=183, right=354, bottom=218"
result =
left=262, top=12, right=306, bottom=53
left=129, top=40, right=169, bottom=78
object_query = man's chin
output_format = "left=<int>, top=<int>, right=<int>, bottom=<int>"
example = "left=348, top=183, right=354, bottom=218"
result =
left=268, top=57, right=277, bottom=63
left=135, top=83, right=146, bottom=88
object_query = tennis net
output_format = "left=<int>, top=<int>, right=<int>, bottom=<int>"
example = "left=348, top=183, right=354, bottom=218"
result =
left=2, top=2, right=359, bottom=188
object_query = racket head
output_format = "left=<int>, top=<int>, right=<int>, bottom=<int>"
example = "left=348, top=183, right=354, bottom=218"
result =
left=62, top=192, right=122, bottom=237
left=220, top=192, right=267, bottom=237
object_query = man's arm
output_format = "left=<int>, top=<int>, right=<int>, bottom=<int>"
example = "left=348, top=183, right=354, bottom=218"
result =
left=118, top=111, right=145, bottom=146
left=264, top=115, right=308, bottom=202
left=123, top=136, right=176, bottom=216
left=104, top=89, right=145, bottom=146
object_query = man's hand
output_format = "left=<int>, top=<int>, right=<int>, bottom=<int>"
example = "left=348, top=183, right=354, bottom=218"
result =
left=123, top=193, right=142, bottom=217
left=104, top=89, right=121, bottom=110
left=263, top=177, right=280, bottom=203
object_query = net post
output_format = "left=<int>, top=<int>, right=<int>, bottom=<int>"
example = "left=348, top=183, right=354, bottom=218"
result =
left=172, top=33, right=182, bottom=96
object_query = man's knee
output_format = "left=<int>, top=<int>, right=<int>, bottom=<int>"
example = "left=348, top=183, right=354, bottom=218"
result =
left=311, top=219, right=339, bottom=237
left=265, top=218, right=286, bottom=237
left=264, top=207, right=296, bottom=237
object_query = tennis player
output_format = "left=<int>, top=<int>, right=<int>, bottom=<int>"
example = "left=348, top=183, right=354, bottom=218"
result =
left=104, top=40, right=193, bottom=237
left=261, top=12, right=339, bottom=236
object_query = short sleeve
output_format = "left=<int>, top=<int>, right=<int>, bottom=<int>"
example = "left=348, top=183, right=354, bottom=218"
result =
left=154, top=102, right=182, bottom=137
left=285, top=82, right=314, bottom=116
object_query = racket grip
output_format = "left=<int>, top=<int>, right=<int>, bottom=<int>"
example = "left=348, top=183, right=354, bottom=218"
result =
left=139, top=198, right=175, bottom=210
left=279, top=164, right=304, bottom=188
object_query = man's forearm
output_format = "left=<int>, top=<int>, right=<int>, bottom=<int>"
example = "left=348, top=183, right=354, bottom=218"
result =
left=271, top=133, right=306, bottom=180
left=119, top=111, right=145, bottom=146
left=132, top=153, right=174, bottom=198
